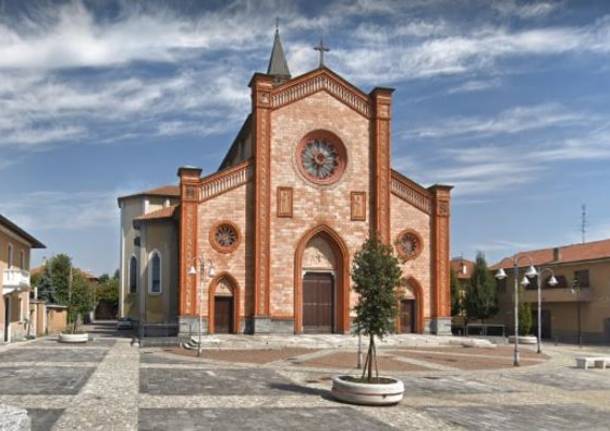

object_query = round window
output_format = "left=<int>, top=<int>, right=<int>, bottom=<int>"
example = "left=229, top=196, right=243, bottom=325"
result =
left=396, top=229, right=423, bottom=261
left=296, top=130, right=347, bottom=185
left=210, top=221, right=240, bottom=253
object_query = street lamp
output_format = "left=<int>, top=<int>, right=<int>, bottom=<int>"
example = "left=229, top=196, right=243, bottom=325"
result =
left=188, top=258, right=215, bottom=357
left=534, top=269, right=558, bottom=354
left=495, top=256, right=537, bottom=366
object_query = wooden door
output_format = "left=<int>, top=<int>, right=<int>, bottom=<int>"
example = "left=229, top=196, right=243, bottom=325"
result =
left=303, top=272, right=334, bottom=333
left=399, top=299, right=416, bottom=333
left=214, top=297, right=233, bottom=334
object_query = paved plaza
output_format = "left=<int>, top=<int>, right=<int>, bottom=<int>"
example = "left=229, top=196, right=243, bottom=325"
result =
left=1, top=323, right=610, bottom=430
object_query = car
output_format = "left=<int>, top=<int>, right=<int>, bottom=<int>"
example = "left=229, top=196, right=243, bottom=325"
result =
left=116, top=317, right=134, bottom=330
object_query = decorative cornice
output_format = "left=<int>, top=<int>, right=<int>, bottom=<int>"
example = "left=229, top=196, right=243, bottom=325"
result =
left=390, top=170, right=433, bottom=215
left=270, top=68, right=370, bottom=118
left=199, top=159, right=253, bottom=202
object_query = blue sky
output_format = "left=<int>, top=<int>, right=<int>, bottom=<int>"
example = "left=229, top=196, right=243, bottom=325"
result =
left=1, top=0, right=610, bottom=275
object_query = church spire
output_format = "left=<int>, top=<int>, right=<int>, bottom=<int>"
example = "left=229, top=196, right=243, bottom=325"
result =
left=267, top=19, right=291, bottom=82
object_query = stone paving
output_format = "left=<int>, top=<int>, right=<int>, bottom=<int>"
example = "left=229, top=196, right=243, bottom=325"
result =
left=0, top=322, right=609, bottom=430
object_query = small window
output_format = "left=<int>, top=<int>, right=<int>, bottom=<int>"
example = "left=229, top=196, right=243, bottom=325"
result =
left=496, top=278, right=507, bottom=292
left=129, top=256, right=138, bottom=294
left=574, top=270, right=590, bottom=288
left=149, top=252, right=161, bottom=294
left=7, top=243, right=13, bottom=269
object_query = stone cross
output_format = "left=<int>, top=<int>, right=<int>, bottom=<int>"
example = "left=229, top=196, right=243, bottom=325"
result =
left=314, top=39, right=330, bottom=68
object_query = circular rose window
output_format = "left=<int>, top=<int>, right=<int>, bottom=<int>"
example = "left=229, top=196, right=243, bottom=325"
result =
left=296, top=131, right=347, bottom=185
left=210, top=221, right=240, bottom=253
left=396, top=229, right=423, bottom=261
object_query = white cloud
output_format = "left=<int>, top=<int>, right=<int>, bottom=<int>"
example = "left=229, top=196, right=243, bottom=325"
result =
left=491, top=0, right=561, bottom=19
left=447, top=78, right=501, bottom=94
left=409, top=103, right=588, bottom=139
left=2, top=190, right=120, bottom=231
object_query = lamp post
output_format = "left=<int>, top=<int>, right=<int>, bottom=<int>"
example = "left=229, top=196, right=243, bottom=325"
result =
left=188, top=257, right=215, bottom=357
left=534, top=268, right=558, bottom=354
left=495, top=255, right=537, bottom=367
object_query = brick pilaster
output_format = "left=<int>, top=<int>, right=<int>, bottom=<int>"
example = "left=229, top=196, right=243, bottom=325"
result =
left=429, top=185, right=452, bottom=320
left=250, top=74, right=274, bottom=317
left=178, top=166, right=202, bottom=316
left=370, top=88, right=394, bottom=244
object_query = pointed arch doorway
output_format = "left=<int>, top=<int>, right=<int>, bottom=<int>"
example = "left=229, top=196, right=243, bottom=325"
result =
left=294, top=225, right=350, bottom=334
left=396, top=277, right=424, bottom=334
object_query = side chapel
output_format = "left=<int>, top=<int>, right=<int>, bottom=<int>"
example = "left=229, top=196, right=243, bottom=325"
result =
left=118, top=28, right=453, bottom=336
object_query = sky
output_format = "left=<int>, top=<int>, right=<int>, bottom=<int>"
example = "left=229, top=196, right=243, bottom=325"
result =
left=1, top=0, right=610, bottom=275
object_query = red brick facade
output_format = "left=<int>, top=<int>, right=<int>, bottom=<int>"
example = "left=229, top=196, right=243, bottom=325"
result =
left=175, top=67, right=452, bottom=335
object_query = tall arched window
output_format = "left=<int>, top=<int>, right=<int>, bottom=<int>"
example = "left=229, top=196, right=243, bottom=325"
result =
left=148, top=251, right=161, bottom=294
left=7, top=243, right=13, bottom=269
left=129, top=256, right=138, bottom=294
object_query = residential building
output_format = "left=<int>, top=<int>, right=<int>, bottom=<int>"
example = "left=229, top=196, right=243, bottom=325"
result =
left=491, top=238, right=610, bottom=344
left=0, top=214, right=45, bottom=343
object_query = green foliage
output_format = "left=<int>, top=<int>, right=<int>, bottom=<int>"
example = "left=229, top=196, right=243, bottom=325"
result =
left=518, top=288, right=533, bottom=335
left=450, top=267, right=462, bottom=317
left=96, top=273, right=119, bottom=310
left=464, top=252, right=498, bottom=322
left=352, top=237, right=402, bottom=382
left=69, top=270, right=96, bottom=325
left=352, top=237, right=402, bottom=339
left=31, top=255, right=96, bottom=330
left=49, top=254, right=72, bottom=305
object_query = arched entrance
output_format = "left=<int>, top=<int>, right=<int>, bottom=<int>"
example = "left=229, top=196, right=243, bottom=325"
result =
left=294, top=225, right=350, bottom=334
left=208, top=273, right=240, bottom=334
left=396, top=277, right=424, bottom=334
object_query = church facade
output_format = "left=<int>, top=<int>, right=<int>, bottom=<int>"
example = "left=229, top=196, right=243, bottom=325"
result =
left=118, top=30, right=452, bottom=336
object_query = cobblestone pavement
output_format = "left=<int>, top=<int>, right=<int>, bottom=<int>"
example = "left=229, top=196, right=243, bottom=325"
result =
left=1, top=323, right=609, bottom=430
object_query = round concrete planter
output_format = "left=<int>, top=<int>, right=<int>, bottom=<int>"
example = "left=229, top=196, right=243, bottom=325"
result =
left=58, top=333, right=89, bottom=343
left=508, top=335, right=537, bottom=345
left=331, top=375, right=404, bottom=406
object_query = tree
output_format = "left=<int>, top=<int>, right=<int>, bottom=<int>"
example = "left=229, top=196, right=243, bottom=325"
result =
left=464, top=252, right=498, bottom=323
left=352, top=237, right=402, bottom=383
left=96, top=273, right=119, bottom=318
left=450, top=267, right=462, bottom=317
left=69, top=270, right=96, bottom=330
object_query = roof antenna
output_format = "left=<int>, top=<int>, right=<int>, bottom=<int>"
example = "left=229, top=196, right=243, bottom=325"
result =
left=581, top=204, right=587, bottom=244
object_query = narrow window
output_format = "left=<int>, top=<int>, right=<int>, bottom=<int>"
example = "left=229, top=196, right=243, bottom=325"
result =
left=574, top=270, right=590, bottom=288
left=149, top=252, right=161, bottom=294
left=129, top=256, right=138, bottom=294
left=20, top=250, right=25, bottom=269
left=7, top=243, right=13, bottom=269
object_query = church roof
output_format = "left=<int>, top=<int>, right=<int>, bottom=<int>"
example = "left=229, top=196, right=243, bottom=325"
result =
left=133, top=204, right=179, bottom=227
left=267, top=28, right=290, bottom=80
left=117, top=185, right=180, bottom=203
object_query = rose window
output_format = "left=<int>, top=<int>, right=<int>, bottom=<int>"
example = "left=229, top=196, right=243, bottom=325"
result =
left=397, top=230, right=422, bottom=260
left=296, top=131, right=347, bottom=185
left=210, top=222, right=240, bottom=253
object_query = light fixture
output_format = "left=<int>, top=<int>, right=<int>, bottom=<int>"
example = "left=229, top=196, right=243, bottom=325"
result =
left=188, top=266, right=197, bottom=276
left=495, top=268, right=507, bottom=280
left=548, top=276, right=559, bottom=287
left=520, top=276, right=530, bottom=287
left=525, top=265, right=538, bottom=278
left=208, top=261, right=216, bottom=277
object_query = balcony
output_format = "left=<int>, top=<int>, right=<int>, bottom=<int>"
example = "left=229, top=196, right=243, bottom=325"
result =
left=2, top=269, right=31, bottom=294
left=522, top=287, right=592, bottom=303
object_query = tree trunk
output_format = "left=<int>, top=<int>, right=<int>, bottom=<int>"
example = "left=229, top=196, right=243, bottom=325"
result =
left=367, top=333, right=375, bottom=382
